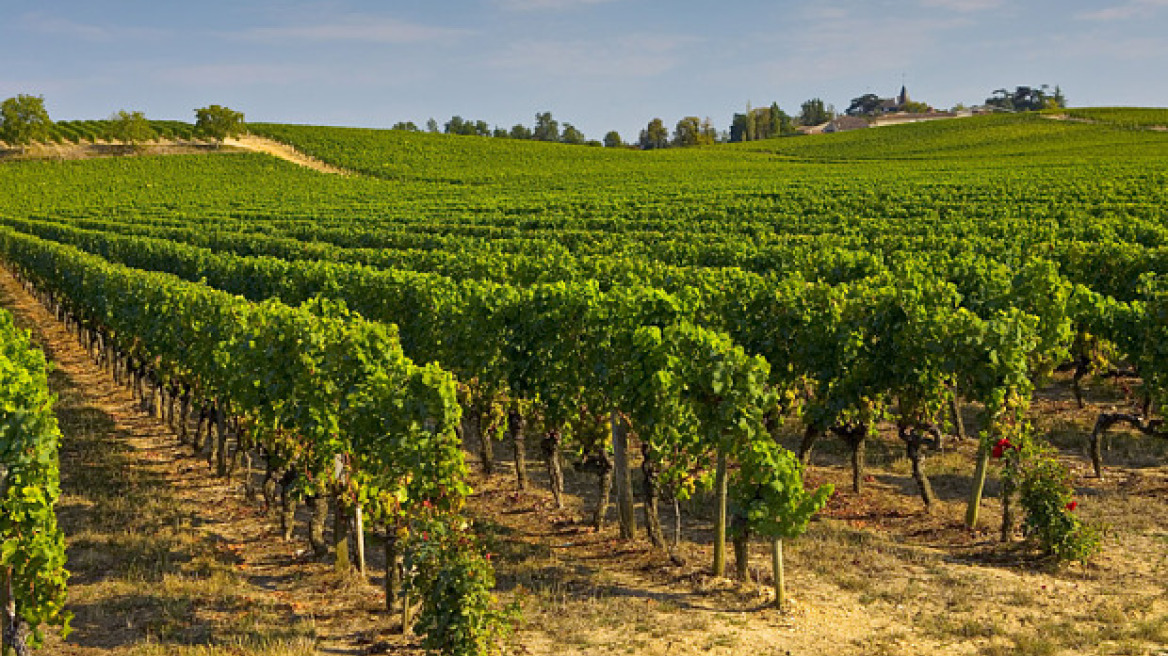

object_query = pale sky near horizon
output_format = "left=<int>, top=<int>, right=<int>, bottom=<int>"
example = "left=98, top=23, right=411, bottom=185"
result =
left=2, top=0, right=1166, bottom=140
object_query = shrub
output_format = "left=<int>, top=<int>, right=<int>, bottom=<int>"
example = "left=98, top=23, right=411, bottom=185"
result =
left=998, top=431, right=1102, bottom=562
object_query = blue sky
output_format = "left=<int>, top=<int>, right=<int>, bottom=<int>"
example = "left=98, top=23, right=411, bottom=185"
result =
left=3, top=0, right=1167, bottom=139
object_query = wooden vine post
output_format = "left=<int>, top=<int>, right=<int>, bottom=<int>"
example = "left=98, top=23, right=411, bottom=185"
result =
left=771, top=538, right=785, bottom=609
left=354, top=503, right=366, bottom=576
left=334, top=455, right=351, bottom=575
left=966, top=440, right=991, bottom=528
left=712, top=448, right=728, bottom=577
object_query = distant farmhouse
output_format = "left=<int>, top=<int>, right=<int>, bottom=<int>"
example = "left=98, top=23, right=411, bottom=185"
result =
left=823, top=116, right=869, bottom=134
left=816, top=86, right=959, bottom=133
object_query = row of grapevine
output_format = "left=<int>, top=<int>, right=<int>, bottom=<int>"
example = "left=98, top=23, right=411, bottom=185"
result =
left=0, top=214, right=1061, bottom=534
left=45, top=120, right=198, bottom=144
left=5, top=143, right=1158, bottom=510
left=1062, top=107, right=1168, bottom=129
left=0, top=224, right=838, bottom=572
left=0, top=233, right=510, bottom=653
left=0, top=308, right=70, bottom=655
left=11, top=151, right=1149, bottom=541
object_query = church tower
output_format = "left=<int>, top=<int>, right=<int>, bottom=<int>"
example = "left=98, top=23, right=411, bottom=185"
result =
left=898, top=85, right=909, bottom=108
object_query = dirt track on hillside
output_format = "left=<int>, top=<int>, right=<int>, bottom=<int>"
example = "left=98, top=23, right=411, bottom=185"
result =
left=224, top=135, right=352, bottom=175
left=1, top=136, right=351, bottom=176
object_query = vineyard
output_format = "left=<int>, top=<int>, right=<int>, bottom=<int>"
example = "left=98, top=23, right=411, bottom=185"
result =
left=1, top=111, right=1167, bottom=655
left=0, top=308, right=70, bottom=655
left=39, top=120, right=198, bottom=145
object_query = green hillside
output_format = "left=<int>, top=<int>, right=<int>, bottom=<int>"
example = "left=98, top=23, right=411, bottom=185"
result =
left=1062, top=106, right=1168, bottom=128
left=738, top=112, right=1168, bottom=161
left=43, top=119, right=198, bottom=143
left=251, top=112, right=1168, bottom=174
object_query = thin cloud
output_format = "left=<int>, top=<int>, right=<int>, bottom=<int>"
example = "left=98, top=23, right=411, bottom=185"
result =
left=0, top=74, right=104, bottom=97
left=485, top=34, right=696, bottom=79
left=494, top=0, right=620, bottom=10
left=235, top=16, right=473, bottom=44
left=1076, top=0, right=1168, bottom=21
left=750, top=14, right=971, bottom=89
left=1045, top=32, right=1168, bottom=61
left=919, top=0, right=1004, bottom=11
left=18, top=12, right=171, bottom=42
left=162, top=63, right=327, bottom=87
left=798, top=5, right=851, bottom=21
left=159, top=60, right=430, bottom=90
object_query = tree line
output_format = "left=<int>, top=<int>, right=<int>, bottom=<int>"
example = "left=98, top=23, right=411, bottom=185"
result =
left=0, top=95, right=245, bottom=152
left=984, top=85, right=1067, bottom=112
left=2, top=84, right=1068, bottom=155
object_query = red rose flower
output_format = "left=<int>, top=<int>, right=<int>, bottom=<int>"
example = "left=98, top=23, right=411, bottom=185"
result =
left=1066, top=501, right=1078, bottom=512
left=991, top=438, right=1013, bottom=459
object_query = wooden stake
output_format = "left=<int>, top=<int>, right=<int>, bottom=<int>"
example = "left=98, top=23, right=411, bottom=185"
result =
left=772, top=538, right=785, bottom=609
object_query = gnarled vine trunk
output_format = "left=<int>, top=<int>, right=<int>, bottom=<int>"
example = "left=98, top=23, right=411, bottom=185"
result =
left=899, top=424, right=939, bottom=509
left=591, top=447, right=613, bottom=531
left=215, top=400, right=230, bottom=477
left=798, top=425, right=820, bottom=465
left=640, top=441, right=665, bottom=548
left=508, top=408, right=527, bottom=491
left=1000, top=478, right=1016, bottom=542
left=466, top=405, right=493, bottom=475
left=1072, top=354, right=1090, bottom=409
left=543, top=427, right=565, bottom=509
left=1089, top=411, right=1166, bottom=479
left=949, top=391, right=967, bottom=440
left=832, top=424, right=869, bottom=494
left=262, top=459, right=280, bottom=513
left=178, top=384, right=191, bottom=445
left=385, top=527, right=401, bottom=614
left=732, top=514, right=751, bottom=581
left=309, top=494, right=329, bottom=559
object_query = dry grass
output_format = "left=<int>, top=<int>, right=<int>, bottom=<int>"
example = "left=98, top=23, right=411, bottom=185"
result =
left=37, top=343, right=323, bottom=654
left=467, top=370, right=1168, bottom=656
left=0, top=140, right=227, bottom=162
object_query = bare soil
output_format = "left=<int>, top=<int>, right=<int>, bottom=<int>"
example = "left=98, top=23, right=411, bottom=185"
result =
left=1, top=256, right=1166, bottom=655
left=0, top=141, right=224, bottom=161
left=477, top=400, right=1167, bottom=656
left=0, top=136, right=350, bottom=176
left=224, top=136, right=351, bottom=175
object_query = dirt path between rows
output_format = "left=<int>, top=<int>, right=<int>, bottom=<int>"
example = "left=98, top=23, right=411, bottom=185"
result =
left=0, top=265, right=403, bottom=655
left=224, top=135, right=352, bottom=176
